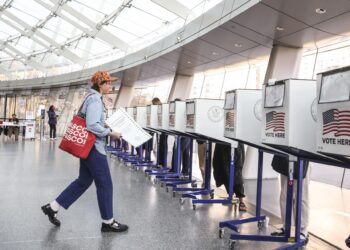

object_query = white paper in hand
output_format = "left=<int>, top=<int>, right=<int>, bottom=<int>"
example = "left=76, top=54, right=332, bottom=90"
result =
left=106, top=108, right=151, bottom=148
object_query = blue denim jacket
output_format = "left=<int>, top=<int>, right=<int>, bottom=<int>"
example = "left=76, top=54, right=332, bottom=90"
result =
left=80, top=89, right=110, bottom=155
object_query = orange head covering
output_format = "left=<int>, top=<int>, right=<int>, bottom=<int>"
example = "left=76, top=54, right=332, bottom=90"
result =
left=91, top=71, right=118, bottom=84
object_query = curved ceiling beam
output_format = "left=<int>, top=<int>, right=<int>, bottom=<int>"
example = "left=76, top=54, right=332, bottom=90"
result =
left=151, top=0, right=192, bottom=20
left=48, top=0, right=129, bottom=50
left=0, top=9, right=84, bottom=65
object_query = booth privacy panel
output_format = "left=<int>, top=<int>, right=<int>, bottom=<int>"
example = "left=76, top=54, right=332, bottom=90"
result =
left=316, top=68, right=350, bottom=157
left=185, top=99, right=229, bottom=143
left=261, top=79, right=317, bottom=154
left=146, top=105, right=158, bottom=129
left=224, top=89, right=264, bottom=147
left=168, top=101, right=186, bottom=132
left=157, top=103, right=169, bottom=130
left=133, top=106, right=147, bottom=128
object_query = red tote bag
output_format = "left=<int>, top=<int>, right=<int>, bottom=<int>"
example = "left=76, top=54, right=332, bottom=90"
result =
left=59, top=94, right=96, bottom=159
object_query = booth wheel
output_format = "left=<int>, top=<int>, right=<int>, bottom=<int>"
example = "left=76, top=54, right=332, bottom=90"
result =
left=192, top=204, right=196, bottom=210
left=191, top=183, right=197, bottom=188
left=179, top=197, right=185, bottom=205
left=160, top=183, right=164, bottom=188
left=218, top=228, right=225, bottom=239
left=153, top=179, right=158, bottom=185
left=210, top=193, right=214, bottom=199
left=172, top=191, right=176, bottom=198
left=229, top=240, right=236, bottom=249
left=166, top=187, right=169, bottom=192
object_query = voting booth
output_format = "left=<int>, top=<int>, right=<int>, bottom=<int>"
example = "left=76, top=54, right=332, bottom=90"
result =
left=185, top=98, right=230, bottom=143
left=146, top=105, right=158, bottom=129
left=261, top=79, right=336, bottom=161
left=168, top=100, right=186, bottom=133
left=316, top=66, right=350, bottom=162
left=127, top=107, right=134, bottom=117
left=133, top=106, right=147, bottom=128
left=157, top=103, right=169, bottom=131
left=224, top=89, right=266, bottom=147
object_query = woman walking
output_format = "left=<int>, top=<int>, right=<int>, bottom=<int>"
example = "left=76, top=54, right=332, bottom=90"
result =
left=41, top=70, right=128, bottom=233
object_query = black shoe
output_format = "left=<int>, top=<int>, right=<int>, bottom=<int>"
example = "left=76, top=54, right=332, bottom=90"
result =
left=101, top=219, right=128, bottom=233
left=301, top=233, right=309, bottom=245
left=271, top=228, right=285, bottom=236
left=346, top=235, right=350, bottom=248
left=41, top=204, right=61, bottom=227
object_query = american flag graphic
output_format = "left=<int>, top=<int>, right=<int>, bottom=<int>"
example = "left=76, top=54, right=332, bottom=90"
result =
left=266, top=111, right=285, bottom=132
left=225, top=111, right=235, bottom=128
left=323, top=109, right=350, bottom=137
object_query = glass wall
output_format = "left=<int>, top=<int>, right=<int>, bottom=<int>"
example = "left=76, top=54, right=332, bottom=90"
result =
left=0, top=84, right=119, bottom=138
left=298, top=38, right=350, bottom=189
left=130, top=76, right=174, bottom=106
left=190, top=59, right=268, bottom=99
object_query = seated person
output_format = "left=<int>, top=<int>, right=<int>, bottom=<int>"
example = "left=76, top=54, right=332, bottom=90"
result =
left=8, top=114, right=20, bottom=141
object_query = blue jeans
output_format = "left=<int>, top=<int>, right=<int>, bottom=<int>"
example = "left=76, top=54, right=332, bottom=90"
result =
left=56, top=146, right=113, bottom=220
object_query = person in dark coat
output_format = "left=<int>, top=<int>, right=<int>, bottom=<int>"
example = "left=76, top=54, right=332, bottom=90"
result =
left=270, top=155, right=310, bottom=243
left=48, top=105, right=58, bottom=140
left=213, top=142, right=247, bottom=211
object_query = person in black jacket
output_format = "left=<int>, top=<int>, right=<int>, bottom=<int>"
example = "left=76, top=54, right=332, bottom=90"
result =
left=48, top=105, right=58, bottom=140
left=270, top=155, right=310, bottom=244
left=212, top=142, right=247, bottom=211
left=8, top=114, right=20, bottom=140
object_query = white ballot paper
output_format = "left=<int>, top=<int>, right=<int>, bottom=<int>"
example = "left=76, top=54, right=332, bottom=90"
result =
left=106, top=108, right=152, bottom=148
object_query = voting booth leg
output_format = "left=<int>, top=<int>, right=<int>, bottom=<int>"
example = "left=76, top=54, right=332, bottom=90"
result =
left=181, top=141, right=237, bottom=207
left=153, top=135, right=182, bottom=180
left=165, top=138, right=197, bottom=189
left=145, top=133, right=169, bottom=174
left=219, top=149, right=266, bottom=236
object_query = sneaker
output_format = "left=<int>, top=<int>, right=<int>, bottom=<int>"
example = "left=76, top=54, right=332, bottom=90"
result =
left=271, top=228, right=285, bottom=236
left=346, top=235, right=350, bottom=248
left=239, top=201, right=247, bottom=212
left=101, top=219, right=128, bottom=233
left=301, top=233, right=309, bottom=245
left=41, top=204, right=61, bottom=226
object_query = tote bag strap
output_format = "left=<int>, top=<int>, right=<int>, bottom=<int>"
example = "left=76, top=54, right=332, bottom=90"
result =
left=77, top=93, right=96, bottom=117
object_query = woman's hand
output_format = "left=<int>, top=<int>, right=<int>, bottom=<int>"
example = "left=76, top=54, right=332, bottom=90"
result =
left=109, top=131, right=121, bottom=140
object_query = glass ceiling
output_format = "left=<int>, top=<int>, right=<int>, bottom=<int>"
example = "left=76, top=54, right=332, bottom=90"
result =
left=0, top=0, right=223, bottom=81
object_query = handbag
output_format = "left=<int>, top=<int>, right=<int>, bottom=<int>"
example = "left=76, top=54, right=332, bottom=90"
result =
left=59, top=94, right=96, bottom=159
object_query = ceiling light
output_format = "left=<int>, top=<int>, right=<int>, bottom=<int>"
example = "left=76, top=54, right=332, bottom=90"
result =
left=234, top=43, right=242, bottom=48
left=276, top=26, right=284, bottom=31
left=315, top=8, right=326, bottom=14
left=212, top=51, right=218, bottom=55
left=187, top=61, right=191, bottom=64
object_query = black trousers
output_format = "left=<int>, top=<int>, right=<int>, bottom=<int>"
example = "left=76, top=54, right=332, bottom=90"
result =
left=171, top=137, right=191, bottom=175
left=158, top=133, right=168, bottom=166
left=49, top=124, right=56, bottom=138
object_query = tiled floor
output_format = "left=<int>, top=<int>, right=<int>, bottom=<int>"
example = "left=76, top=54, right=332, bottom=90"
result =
left=0, top=138, right=344, bottom=249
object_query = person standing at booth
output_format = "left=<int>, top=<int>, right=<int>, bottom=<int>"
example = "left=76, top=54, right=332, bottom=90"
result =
left=170, top=98, right=191, bottom=176
left=41, top=70, right=128, bottom=233
left=152, top=97, right=168, bottom=166
left=48, top=105, right=58, bottom=140
left=197, top=140, right=206, bottom=187
left=270, top=155, right=310, bottom=244
left=212, top=142, right=247, bottom=211
left=8, top=114, right=20, bottom=141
